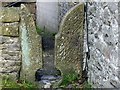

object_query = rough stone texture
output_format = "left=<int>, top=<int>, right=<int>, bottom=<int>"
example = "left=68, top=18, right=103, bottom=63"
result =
left=88, top=2, right=120, bottom=88
left=0, top=38, right=21, bottom=78
left=118, top=2, right=120, bottom=82
left=55, top=3, right=84, bottom=79
left=0, top=22, right=19, bottom=36
left=58, top=2, right=87, bottom=71
left=24, top=3, right=36, bottom=22
left=20, top=4, right=42, bottom=82
left=0, top=6, right=21, bottom=81
left=58, top=2, right=79, bottom=24
left=0, top=7, right=20, bottom=22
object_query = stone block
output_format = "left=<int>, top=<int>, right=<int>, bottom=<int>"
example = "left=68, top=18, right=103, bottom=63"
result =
left=0, top=60, right=21, bottom=68
left=2, top=50, right=20, bottom=57
left=0, top=66, right=20, bottom=73
left=2, top=36, right=19, bottom=44
left=2, top=43, right=20, bottom=51
left=0, top=7, right=20, bottom=22
left=0, top=23, right=19, bottom=36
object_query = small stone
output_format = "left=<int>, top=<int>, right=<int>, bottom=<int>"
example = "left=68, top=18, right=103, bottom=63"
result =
left=0, top=23, right=19, bottom=36
left=41, top=75, right=57, bottom=81
left=44, top=83, right=51, bottom=88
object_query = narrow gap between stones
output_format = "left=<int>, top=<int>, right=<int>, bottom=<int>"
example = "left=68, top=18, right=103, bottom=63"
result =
left=35, top=28, right=61, bottom=87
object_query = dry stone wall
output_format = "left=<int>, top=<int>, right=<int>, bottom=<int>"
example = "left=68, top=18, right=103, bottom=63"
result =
left=0, top=7, right=21, bottom=80
left=87, top=2, right=120, bottom=88
left=0, top=4, right=42, bottom=83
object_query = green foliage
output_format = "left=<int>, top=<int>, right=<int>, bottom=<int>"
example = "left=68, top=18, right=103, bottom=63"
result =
left=83, top=81, right=93, bottom=89
left=2, top=76, right=38, bottom=89
left=2, top=77, right=19, bottom=88
left=60, top=71, right=79, bottom=88
left=36, top=26, right=43, bottom=35
left=58, top=70, right=93, bottom=88
left=36, top=26, right=57, bottom=39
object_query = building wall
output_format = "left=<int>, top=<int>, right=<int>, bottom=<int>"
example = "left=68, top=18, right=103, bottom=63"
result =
left=36, top=2, right=59, bottom=33
left=36, top=1, right=78, bottom=32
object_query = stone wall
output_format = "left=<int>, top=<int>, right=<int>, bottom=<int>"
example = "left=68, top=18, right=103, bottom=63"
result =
left=2, top=2, right=36, bottom=22
left=0, top=4, right=42, bottom=83
left=87, top=2, right=120, bottom=88
left=0, top=7, right=21, bottom=80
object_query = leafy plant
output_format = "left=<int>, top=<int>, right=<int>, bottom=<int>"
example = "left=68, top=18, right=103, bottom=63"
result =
left=2, top=78, right=19, bottom=88
left=36, top=25, right=57, bottom=39
left=83, top=81, right=93, bottom=89
left=36, top=26, right=44, bottom=35
left=60, top=71, right=79, bottom=87
left=2, top=76, right=38, bottom=89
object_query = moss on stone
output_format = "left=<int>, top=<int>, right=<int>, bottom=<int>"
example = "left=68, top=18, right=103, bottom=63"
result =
left=0, top=7, right=20, bottom=22
left=0, top=23, right=19, bottom=36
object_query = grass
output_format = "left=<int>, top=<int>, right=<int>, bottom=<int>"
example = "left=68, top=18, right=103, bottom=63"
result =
left=83, top=81, right=93, bottom=89
left=36, top=26, right=57, bottom=39
left=1, top=75, right=93, bottom=89
left=2, top=76, right=38, bottom=89
left=36, top=26, right=44, bottom=35
left=59, top=71, right=79, bottom=88
left=58, top=70, right=93, bottom=89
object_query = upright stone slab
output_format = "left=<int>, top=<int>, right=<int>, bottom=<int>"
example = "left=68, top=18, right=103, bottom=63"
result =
left=55, top=3, right=84, bottom=79
left=20, top=4, right=42, bottom=82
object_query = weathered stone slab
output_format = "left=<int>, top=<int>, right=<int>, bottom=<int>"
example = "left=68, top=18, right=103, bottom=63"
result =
left=0, top=23, right=19, bottom=36
left=0, top=7, right=20, bottom=22
left=55, top=3, right=84, bottom=79
left=20, top=4, right=42, bottom=82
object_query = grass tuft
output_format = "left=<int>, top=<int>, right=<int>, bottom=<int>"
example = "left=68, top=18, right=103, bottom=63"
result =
left=2, top=76, right=38, bottom=89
